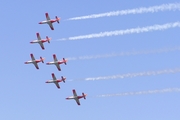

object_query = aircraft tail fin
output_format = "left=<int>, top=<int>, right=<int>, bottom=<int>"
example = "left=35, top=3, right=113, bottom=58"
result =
left=46, top=36, right=51, bottom=43
left=61, top=76, right=66, bottom=83
left=40, top=57, right=44, bottom=63
left=56, top=16, right=60, bottom=23
left=82, top=93, right=86, bottom=99
left=63, top=58, right=67, bottom=65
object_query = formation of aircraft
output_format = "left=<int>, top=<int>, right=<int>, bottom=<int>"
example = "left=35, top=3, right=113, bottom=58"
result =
left=46, top=73, right=66, bottom=89
left=39, top=13, right=60, bottom=30
left=46, top=54, right=67, bottom=71
left=24, top=54, right=44, bottom=69
left=25, top=13, right=87, bottom=106
left=66, top=89, right=87, bottom=105
left=30, top=33, right=51, bottom=50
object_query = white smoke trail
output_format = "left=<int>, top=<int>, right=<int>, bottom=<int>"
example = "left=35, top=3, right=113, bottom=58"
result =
left=57, top=22, right=180, bottom=41
left=66, top=46, right=180, bottom=60
left=96, top=88, right=180, bottom=97
left=66, top=3, right=180, bottom=21
left=84, top=68, right=180, bottom=81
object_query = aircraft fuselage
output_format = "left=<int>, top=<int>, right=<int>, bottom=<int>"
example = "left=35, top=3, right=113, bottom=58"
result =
left=39, top=20, right=56, bottom=24
left=47, top=61, right=64, bottom=65
left=46, top=80, right=61, bottom=83
left=25, top=60, right=41, bottom=64
left=66, top=96, right=83, bottom=100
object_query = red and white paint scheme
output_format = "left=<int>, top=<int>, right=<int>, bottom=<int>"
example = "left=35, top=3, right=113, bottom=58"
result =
left=24, top=54, right=45, bottom=69
left=46, top=54, right=67, bottom=71
left=45, top=73, right=66, bottom=89
left=66, top=89, right=87, bottom=105
left=39, top=13, right=60, bottom=30
left=30, top=33, right=51, bottom=50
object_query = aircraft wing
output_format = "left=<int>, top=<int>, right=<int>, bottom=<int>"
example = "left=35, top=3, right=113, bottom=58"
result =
left=30, top=54, right=35, bottom=60
left=75, top=98, right=80, bottom=105
left=51, top=73, right=57, bottom=80
left=39, top=42, right=45, bottom=50
left=53, top=54, right=58, bottom=61
left=48, top=22, right=54, bottom=30
left=33, top=62, right=39, bottom=69
left=55, top=64, right=61, bottom=71
left=45, top=13, right=50, bottom=20
left=36, top=33, right=41, bottom=40
left=73, top=89, right=78, bottom=97
left=54, top=82, right=60, bottom=89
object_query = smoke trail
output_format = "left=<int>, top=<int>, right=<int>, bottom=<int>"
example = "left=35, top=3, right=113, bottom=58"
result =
left=96, top=88, right=180, bottom=97
left=84, top=68, right=180, bottom=81
left=66, top=3, right=180, bottom=21
left=57, top=22, right=180, bottom=41
left=66, top=46, right=180, bottom=60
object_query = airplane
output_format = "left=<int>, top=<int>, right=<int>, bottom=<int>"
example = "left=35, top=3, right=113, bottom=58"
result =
left=39, top=12, right=60, bottom=30
left=24, top=54, right=45, bottom=69
left=46, top=54, right=67, bottom=71
left=45, top=73, right=66, bottom=89
left=30, top=32, right=51, bottom=50
left=66, top=89, right=87, bottom=105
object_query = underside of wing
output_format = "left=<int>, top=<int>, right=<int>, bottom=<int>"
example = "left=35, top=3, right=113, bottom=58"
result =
left=30, top=54, right=35, bottom=60
left=48, top=22, right=54, bottom=30
left=33, top=62, right=39, bottom=69
left=39, top=42, right=45, bottom=50
left=54, top=82, right=60, bottom=89
left=73, top=89, right=78, bottom=97
left=55, top=64, right=61, bottom=71
left=53, top=54, right=58, bottom=61
left=52, top=73, right=57, bottom=80
left=75, top=99, right=80, bottom=105
left=36, top=33, right=41, bottom=40
left=45, top=13, right=51, bottom=20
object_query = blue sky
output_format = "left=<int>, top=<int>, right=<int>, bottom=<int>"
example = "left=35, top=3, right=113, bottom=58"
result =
left=1, top=0, right=180, bottom=120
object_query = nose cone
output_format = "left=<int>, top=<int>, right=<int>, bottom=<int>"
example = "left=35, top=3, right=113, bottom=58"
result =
left=46, top=62, right=49, bottom=65
left=30, top=41, right=33, bottom=43
left=39, top=22, right=42, bottom=24
left=24, top=62, right=28, bottom=64
left=45, top=81, right=48, bottom=83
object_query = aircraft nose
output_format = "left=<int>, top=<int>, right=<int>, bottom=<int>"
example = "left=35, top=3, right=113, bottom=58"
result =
left=45, top=81, right=48, bottom=83
left=39, top=22, right=42, bottom=24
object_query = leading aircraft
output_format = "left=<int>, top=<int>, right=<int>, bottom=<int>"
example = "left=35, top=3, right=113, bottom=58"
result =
left=30, top=33, right=51, bottom=50
left=39, top=13, right=60, bottom=30
left=45, top=73, right=66, bottom=89
left=24, top=54, right=45, bottom=69
left=46, top=54, right=67, bottom=71
left=66, top=89, right=87, bottom=105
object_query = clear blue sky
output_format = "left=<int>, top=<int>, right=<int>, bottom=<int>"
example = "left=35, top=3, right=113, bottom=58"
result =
left=1, top=0, right=180, bottom=120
